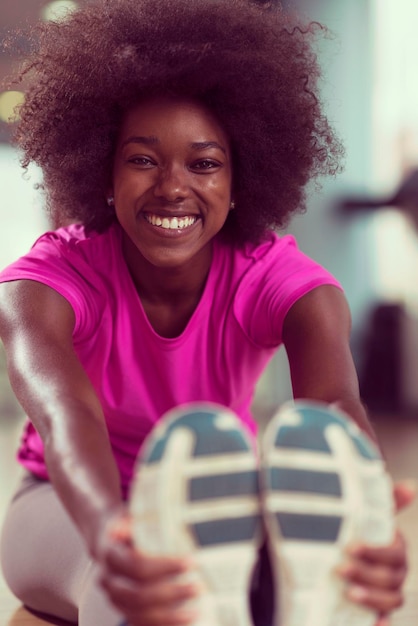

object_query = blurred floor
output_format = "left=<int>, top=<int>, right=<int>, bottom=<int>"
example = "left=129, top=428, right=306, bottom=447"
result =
left=0, top=403, right=417, bottom=625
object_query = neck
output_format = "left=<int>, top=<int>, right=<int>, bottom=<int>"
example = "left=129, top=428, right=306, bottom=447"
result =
left=122, top=235, right=213, bottom=304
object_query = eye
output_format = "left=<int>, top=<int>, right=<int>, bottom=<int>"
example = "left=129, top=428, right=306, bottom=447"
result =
left=191, top=159, right=222, bottom=172
left=127, top=156, right=156, bottom=168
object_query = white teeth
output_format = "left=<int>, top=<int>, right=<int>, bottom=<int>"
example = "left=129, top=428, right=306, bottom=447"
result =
left=146, top=214, right=197, bottom=230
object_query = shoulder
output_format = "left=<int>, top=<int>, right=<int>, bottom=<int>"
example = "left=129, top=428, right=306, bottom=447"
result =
left=29, top=222, right=118, bottom=260
left=0, top=222, right=121, bottom=283
left=22, top=222, right=99, bottom=253
left=234, top=230, right=343, bottom=312
left=224, top=231, right=342, bottom=347
left=0, top=278, right=76, bottom=342
left=227, top=230, right=297, bottom=264
left=284, top=283, right=351, bottom=341
left=214, top=231, right=301, bottom=287
left=0, top=223, right=123, bottom=340
left=227, top=231, right=339, bottom=283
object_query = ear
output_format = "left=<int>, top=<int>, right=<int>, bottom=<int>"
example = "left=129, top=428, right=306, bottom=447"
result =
left=106, top=187, right=115, bottom=207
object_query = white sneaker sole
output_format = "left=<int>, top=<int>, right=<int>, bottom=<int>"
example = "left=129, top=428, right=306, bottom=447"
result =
left=129, top=403, right=263, bottom=626
left=261, top=401, right=395, bottom=626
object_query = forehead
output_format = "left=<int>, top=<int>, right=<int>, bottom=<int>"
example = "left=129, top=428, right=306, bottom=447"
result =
left=118, top=96, right=229, bottom=145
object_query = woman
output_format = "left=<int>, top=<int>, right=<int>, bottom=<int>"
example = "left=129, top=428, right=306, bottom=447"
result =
left=0, top=1, right=412, bottom=625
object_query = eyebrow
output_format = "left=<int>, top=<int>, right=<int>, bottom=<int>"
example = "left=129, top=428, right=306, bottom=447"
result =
left=190, top=141, right=226, bottom=155
left=121, top=135, right=159, bottom=148
left=121, top=136, right=226, bottom=154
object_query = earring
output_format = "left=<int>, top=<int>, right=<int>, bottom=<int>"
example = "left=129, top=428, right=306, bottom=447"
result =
left=230, top=200, right=235, bottom=210
left=107, top=196, right=115, bottom=207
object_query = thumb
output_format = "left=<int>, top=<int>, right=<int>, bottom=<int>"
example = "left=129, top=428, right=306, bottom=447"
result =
left=393, top=480, right=417, bottom=513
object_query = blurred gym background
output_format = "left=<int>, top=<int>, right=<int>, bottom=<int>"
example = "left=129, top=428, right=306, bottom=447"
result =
left=1, top=0, right=418, bottom=417
left=1, top=2, right=418, bottom=625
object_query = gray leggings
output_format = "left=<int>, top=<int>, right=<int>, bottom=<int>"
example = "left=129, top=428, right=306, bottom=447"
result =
left=1, top=473, right=274, bottom=626
left=0, top=472, right=123, bottom=626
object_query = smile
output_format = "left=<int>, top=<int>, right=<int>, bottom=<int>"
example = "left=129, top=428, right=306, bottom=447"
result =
left=145, top=214, right=198, bottom=230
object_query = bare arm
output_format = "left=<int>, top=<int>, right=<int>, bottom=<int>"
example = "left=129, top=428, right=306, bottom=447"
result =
left=0, top=279, right=200, bottom=623
left=283, top=284, right=412, bottom=620
left=0, top=280, right=123, bottom=556
left=282, top=284, right=375, bottom=440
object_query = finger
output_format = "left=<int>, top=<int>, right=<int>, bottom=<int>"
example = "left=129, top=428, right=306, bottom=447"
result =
left=346, top=584, right=403, bottom=613
left=393, top=480, right=417, bottom=513
left=336, top=557, right=406, bottom=590
left=375, top=617, right=391, bottom=626
left=346, top=531, right=407, bottom=567
left=125, top=603, right=199, bottom=626
left=101, top=573, right=200, bottom=612
left=104, top=545, right=194, bottom=582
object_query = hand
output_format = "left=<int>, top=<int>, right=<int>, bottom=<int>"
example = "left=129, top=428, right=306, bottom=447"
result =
left=96, top=511, right=201, bottom=625
left=336, top=480, right=416, bottom=623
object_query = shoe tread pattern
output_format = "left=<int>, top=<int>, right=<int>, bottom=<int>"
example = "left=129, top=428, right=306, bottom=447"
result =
left=261, top=401, right=394, bottom=626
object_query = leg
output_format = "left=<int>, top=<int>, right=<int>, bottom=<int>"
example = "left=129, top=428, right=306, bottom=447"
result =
left=78, top=566, right=122, bottom=626
left=0, top=473, right=122, bottom=626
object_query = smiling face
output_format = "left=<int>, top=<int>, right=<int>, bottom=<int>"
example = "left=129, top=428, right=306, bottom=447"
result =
left=111, top=96, right=233, bottom=277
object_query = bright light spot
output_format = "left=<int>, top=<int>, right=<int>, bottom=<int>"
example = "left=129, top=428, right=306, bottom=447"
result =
left=370, top=0, right=418, bottom=309
left=0, top=91, right=25, bottom=123
left=372, top=0, right=418, bottom=186
left=41, top=0, right=79, bottom=21
left=0, top=145, right=47, bottom=270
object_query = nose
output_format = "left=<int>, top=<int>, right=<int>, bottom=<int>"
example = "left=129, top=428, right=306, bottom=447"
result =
left=154, top=164, right=189, bottom=202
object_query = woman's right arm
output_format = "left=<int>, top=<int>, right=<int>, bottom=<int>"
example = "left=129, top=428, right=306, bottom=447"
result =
left=0, top=279, right=198, bottom=624
left=0, top=279, right=123, bottom=556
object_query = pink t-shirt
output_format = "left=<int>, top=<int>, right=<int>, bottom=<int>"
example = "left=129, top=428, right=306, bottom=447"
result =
left=0, top=223, right=341, bottom=495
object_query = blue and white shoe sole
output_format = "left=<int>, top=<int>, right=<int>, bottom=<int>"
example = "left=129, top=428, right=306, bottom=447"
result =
left=129, top=403, right=262, bottom=626
left=261, top=401, right=395, bottom=626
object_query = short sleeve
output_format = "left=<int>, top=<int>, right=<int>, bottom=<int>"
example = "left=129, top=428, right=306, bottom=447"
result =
left=233, top=234, right=343, bottom=348
left=0, top=227, right=105, bottom=341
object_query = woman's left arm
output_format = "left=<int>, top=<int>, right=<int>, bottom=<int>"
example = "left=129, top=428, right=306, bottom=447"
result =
left=282, top=284, right=415, bottom=622
left=283, top=284, right=371, bottom=434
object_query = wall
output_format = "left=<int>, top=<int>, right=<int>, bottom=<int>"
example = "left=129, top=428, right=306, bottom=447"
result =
left=0, top=144, right=48, bottom=270
left=254, top=0, right=379, bottom=412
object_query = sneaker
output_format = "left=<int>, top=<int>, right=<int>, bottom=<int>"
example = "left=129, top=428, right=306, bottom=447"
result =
left=128, top=402, right=263, bottom=626
left=260, top=400, right=395, bottom=626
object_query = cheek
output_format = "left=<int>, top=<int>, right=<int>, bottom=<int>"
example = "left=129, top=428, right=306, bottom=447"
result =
left=113, top=172, right=151, bottom=201
left=205, top=172, right=232, bottom=200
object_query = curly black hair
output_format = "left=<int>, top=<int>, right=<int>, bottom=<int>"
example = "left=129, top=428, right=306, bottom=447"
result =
left=9, top=0, right=343, bottom=243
